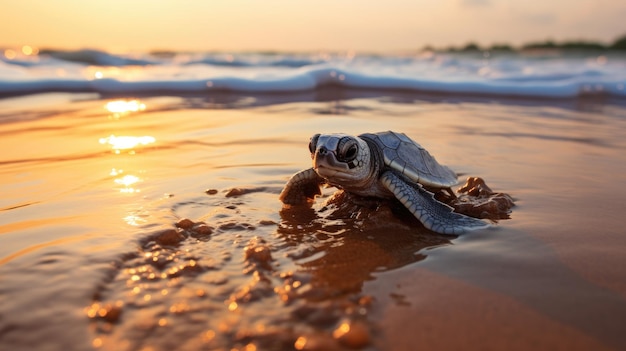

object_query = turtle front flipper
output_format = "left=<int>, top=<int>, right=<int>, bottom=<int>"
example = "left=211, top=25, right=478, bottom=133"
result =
left=279, top=168, right=326, bottom=205
left=380, top=171, right=489, bottom=235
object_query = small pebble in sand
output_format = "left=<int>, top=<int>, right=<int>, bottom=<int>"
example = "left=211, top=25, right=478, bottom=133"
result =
left=243, top=237, right=273, bottom=271
left=225, top=188, right=246, bottom=197
left=193, top=223, right=213, bottom=236
left=205, top=189, right=219, bottom=195
left=175, top=218, right=195, bottom=230
left=245, top=245, right=272, bottom=264
left=225, top=186, right=266, bottom=197
left=332, top=319, right=371, bottom=349
left=154, top=229, right=185, bottom=246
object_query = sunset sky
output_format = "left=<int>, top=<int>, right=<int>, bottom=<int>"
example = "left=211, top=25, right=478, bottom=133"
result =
left=2, top=0, right=625, bottom=52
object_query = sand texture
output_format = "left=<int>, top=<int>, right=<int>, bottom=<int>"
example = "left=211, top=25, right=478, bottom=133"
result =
left=1, top=92, right=625, bottom=351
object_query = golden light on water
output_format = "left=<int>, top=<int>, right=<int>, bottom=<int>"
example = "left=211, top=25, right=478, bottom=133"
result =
left=99, top=99, right=153, bottom=154
left=87, top=67, right=125, bottom=81
left=124, top=214, right=145, bottom=226
left=114, top=174, right=141, bottom=193
left=99, top=135, right=156, bottom=152
left=110, top=169, right=142, bottom=193
left=106, top=100, right=146, bottom=114
left=115, top=175, right=140, bottom=187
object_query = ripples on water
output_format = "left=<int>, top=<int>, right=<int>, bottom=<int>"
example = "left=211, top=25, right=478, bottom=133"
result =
left=83, top=187, right=452, bottom=351
left=1, top=91, right=626, bottom=350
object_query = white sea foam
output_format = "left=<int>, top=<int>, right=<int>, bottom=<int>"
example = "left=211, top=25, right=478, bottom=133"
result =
left=0, top=49, right=624, bottom=99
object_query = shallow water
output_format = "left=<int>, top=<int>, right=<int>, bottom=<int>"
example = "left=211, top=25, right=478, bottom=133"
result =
left=1, top=91, right=625, bottom=351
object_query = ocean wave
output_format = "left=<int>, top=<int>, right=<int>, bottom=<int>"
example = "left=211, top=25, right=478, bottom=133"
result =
left=2, top=49, right=327, bottom=68
left=1, top=51, right=625, bottom=99
left=39, top=49, right=157, bottom=66
left=184, top=55, right=324, bottom=68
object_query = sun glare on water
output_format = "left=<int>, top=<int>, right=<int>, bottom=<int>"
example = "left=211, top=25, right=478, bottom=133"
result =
left=110, top=168, right=142, bottom=194
left=99, top=135, right=156, bottom=153
left=106, top=100, right=146, bottom=114
left=99, top=99, right=154, bottom=197
left=115, top=174, right=141, bottom=193
left=115, top=174, right=140, bottom=187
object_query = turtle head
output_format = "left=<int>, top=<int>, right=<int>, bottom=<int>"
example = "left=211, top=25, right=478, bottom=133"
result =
left=308, top=133, right=372, bottom=186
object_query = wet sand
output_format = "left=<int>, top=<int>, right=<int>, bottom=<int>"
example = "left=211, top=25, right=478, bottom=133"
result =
left=1, top=92, right=625, bottom=351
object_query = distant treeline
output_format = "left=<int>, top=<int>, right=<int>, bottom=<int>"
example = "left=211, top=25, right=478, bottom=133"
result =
left=430, top=34, right=626, bottom=53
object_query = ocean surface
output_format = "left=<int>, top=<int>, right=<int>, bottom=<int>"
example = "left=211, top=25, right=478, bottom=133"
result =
left=2, top=49, right=626, bottom=99
left=1, top=50, right=626, bottom=351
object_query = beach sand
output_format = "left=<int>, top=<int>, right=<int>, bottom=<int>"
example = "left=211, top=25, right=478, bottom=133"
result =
left=1, top=92, right=625, bottom=351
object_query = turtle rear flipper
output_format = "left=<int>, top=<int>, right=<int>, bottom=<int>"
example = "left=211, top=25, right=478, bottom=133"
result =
left=279, top=168, right=326, bottom=205
left=381, top=171, right=489, bottom=235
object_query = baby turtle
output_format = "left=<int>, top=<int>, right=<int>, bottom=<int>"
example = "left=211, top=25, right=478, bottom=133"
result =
left=279, top=131, right=488, bottom=235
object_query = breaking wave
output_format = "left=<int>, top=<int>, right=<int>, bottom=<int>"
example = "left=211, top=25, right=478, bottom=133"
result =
left=1, top=49, right=625, bottom=99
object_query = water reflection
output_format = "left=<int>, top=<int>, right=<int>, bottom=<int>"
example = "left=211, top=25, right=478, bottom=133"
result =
left=100, top=100, right=151, bottom=198
left=278, top=191, right=452, bottom=299
left=106, top=99, right=146, bottom=115
left=114, top=174, right=141, bottom=194
left=123, top=214, right=144, bottom=226
left=85, top=186, right=451, bottom=350
left=99, top=135, right=155, bottom=154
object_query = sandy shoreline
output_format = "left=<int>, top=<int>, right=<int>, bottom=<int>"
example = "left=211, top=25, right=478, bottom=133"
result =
left=1, top=92, right=625, bottom=350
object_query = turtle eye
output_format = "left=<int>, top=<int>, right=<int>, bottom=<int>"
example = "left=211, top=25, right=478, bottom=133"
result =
left=340, top=143, right=358, bottom=162
left=308, top=134, right=320, bottom=154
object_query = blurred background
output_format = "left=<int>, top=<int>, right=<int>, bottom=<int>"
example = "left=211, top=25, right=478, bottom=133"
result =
left=2, top=0, right=625, bottom=53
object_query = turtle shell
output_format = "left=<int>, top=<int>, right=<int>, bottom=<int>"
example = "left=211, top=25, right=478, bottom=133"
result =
left=359, top=131, right=458, bottom=188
